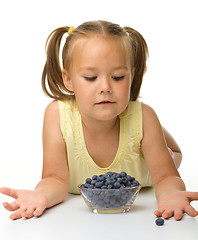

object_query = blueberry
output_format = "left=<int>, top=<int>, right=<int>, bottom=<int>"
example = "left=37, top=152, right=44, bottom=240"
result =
left=97, top=175, right=105, bottom=181
left=103, top=181, right=109, bottom=186
left=84, top=183, right=90, bottom=188
left=120, top=171, right=127, bottom=177
left=116, top=173, right=121, bottom=178
left=92, top=175, right=98, bottom=180
left=126, top=175, right=132, bottom=181
left=98, top=191, right=105, bottom=199
left=91, top=180, right=97, bottom=185
left=114, top=189, right=120, bottom=196
left=95, top=181, right=103, bottom=188
left=105, top=178, right=111, bottom=185
left=114, top=182, right=121, bottom=189
left=110, top=196, right=116, bottom=205
left=126, top=181, right=132, bottom=187
left=104, top=195, right=110, bottom=203
left=132, top=180, right=139, bottom=186
left=116, top=178, right=122, bottom=183
left=111, top=173, right=117, bottom=179
left=86, top=178, right=92, bottom=184
left=130, top=177, right=135, bottom=183
left=155, top=218, right=165, bottom=226
left=105, top=172, right=113, bottom=176
left=122, top=177, right=128, bottom=184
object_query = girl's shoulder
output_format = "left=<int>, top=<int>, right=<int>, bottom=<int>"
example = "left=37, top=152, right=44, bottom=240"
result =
left=142, top=103, right=159, bottom=123
left=44, top=100, right=59, bottom=117
left=43, top=100, right=60, bottom=129
left=141, top=103, right=163, bottom=143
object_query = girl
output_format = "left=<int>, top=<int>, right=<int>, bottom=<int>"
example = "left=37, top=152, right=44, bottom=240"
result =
left=0, top=20, right=198, bottom=221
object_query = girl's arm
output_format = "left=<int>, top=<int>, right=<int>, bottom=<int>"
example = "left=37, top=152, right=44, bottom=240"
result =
left=0, top=101, right=69, bottom=220
left=162, top=127, right=182, bottom=168
left=35, top=100, right=69, bottom=208
left=141, top=103, right=198, bottom=220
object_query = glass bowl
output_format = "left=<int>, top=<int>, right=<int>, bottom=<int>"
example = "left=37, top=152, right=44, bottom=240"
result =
left=78, top=184, right=141, bottom=214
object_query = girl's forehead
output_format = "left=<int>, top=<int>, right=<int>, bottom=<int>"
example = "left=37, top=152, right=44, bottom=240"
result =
left=72, top=35, right=129, bottom=60
left=65, top=34, right=133, bottom=71
left=74, top=34, right=124, bottom=49
left=70, top=36, right=131, bottom=71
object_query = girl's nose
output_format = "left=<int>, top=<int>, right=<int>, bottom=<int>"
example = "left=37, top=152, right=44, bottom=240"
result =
left=98, top=77, right=112, bottom=94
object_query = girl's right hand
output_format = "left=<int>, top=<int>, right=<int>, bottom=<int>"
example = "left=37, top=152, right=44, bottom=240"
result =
left=0, top=187, right=48, bottom=220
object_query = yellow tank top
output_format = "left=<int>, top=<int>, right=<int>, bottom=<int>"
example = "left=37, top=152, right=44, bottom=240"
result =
left=58, top=99, right=152, bottom=194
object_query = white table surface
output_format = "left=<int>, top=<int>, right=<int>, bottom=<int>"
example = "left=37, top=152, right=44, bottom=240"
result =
left=1, top=187, right=198, bottom=240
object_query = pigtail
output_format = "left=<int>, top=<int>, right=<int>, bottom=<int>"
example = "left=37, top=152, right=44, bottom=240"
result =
left=123, top=27, right=148, bottom=101
left=41, top=26, right=72, bottom=100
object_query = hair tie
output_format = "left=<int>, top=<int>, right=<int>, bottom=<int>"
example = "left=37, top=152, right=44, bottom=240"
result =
left=68, top=26, right=75, bottom=35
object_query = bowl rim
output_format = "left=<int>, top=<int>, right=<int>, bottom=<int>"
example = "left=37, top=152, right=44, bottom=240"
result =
left=78, top=184, right=141, bottom=191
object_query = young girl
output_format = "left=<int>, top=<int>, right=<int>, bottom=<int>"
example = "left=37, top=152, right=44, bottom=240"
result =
left=1, top=20, right=198, bottom=221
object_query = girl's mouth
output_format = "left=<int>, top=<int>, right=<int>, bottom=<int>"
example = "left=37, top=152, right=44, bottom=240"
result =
left=96, top=101, right=115, bottom=105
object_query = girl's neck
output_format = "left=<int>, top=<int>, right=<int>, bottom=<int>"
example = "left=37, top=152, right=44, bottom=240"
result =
left=81, top=116, right=120, bottom=135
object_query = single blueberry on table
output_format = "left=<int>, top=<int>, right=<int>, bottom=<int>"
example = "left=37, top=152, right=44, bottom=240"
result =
left=155, top=218, right=165, bottom=226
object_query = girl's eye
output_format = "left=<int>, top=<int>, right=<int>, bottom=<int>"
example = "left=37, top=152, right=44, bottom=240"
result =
left=84, top=76, right=97, bottom=81
left=112, top=76, right=125, bottom=81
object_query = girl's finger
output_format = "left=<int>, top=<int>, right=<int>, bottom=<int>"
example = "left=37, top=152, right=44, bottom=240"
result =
left=174, top=208, right=183, bottom=221
left=10, top=207, right=27, bottom=220
left=0, top=187, right=18, bottom=199
left=162, top=209, right=174, bottom=219
left=21, top=208, right=35, bottom=219
left=154, top=209, right=163, bottom=217
left=186, top=192, right=198, bottom=202
left=3, top=201, right=19, bottom=211
left=33, top=207, right=45, bottom=217
left=185, top=205, right=198, bottom=217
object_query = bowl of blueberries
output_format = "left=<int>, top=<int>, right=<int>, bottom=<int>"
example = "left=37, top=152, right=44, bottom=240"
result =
left=78, top=171, right=141, bottom=213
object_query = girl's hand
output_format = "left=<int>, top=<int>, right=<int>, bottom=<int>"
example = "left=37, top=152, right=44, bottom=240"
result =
left=154, top=191, right=198, bottom=220
left=0, top=187, right=47, bottom=220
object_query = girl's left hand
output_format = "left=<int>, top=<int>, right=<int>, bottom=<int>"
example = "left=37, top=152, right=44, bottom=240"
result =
left=154, top=191, right=198, bottom=220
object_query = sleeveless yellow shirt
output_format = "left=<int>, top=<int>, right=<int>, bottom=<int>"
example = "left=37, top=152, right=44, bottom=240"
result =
left=58, top=99, right=152, bottom=194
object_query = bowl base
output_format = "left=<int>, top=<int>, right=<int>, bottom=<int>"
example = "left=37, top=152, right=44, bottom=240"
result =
left=91, top=207, right=130, bottom=214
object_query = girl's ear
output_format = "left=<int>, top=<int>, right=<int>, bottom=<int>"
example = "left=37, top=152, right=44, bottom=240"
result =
left=62, top=69, right=74, bottom=91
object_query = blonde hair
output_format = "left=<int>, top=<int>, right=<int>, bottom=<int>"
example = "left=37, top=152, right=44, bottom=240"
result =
left=41, top=20, right=148, bottom=101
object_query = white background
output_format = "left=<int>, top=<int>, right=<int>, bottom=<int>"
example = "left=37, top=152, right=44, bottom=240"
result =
left=0, top=0, right=197, bottom=203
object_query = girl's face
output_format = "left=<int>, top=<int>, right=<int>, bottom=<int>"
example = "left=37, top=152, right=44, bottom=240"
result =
left=63, top=35, right=134, bottom=123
